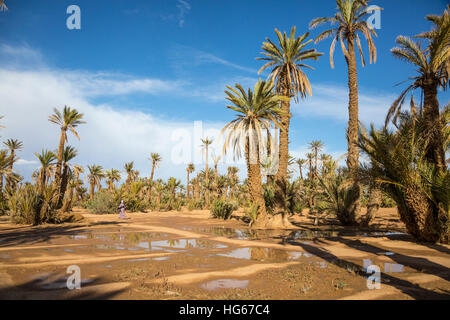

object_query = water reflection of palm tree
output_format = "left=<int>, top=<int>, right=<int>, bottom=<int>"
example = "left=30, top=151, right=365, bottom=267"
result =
left=250, top=247, right=289, bottom=262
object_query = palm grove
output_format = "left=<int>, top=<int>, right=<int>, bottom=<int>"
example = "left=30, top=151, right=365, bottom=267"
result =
left=0, top=1, right=448, bottom=244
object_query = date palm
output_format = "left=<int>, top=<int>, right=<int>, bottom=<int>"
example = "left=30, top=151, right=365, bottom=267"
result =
left=149, top=153, right=161, bottom=182
left=72, top=164, right=84, bottom=202
left=2, top=139, right=22, bottom=190
left=106, top=168, right=121, bottom=191
left=257, top=26, right=323, bottom=214
left=222, top=79, right=290, bottom=228
left=186, top=163, right=195, bottom=200
left=87, top=164, right=105, bottom=199
left=0, top=150, right=16, bottom=196
left=295, top=158, right=306, bottom=180
left=48, top=106, right=85, bottom=199
left=387, top=7, right=449, bottom=171
left=310, top=0, right=381, bottom=224
left=34, top=149, right=56, bottom=192
left=201, top=137, right=213, bottom=206
left=58, top=146, right=78, bottom=207
left=308, top=140, right=324, bottom=177
left=124, top=161, right=137, bottom=187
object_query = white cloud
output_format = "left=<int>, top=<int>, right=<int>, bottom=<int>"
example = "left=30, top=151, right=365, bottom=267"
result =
left=0, top=67, right=240, bottom=185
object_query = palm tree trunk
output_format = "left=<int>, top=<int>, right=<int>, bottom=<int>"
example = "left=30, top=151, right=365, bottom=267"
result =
left=186, top=171, right=190, bottom=201
left=344, top=39, right=360, bottom=225
left=361, top=183, right=381, bottom=226
left=58, top=164, right=69, bottom=207
left=273, top=86, right=290, bottom=214
left=245, top=140, right=267, bottom=221
left=54, top=128, right=66, bottom=193
left=205, top=147, right=210, bottom=207
left=89, top=181, right=95, bottom=200
left=423, top=82, right=446, bottom=172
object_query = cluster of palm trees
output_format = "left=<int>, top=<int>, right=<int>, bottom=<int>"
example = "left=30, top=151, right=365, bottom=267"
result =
left=0, top=1, right=447, bottom=243
left=220, top=1, right=448, bottom=242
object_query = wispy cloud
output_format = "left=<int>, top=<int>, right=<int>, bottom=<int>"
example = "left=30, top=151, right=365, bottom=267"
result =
left=176, top=0, right=191, bottom=27
left=169, top=44, right=258, bottom=75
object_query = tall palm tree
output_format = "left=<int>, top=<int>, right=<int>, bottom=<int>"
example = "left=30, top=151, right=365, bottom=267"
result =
left=87, top=164, right=105, bottom=199
left=34, top=149, right=56, bottom=192
left=308, top=140, right=324, bottom=177
left=221, top=80, right=289, bottom=228
left=3, top=139, right=23, bottom=190
left=48, top=106, right=85, bottom=198
left=201, top=137, right=213, bottom=207
left=58, top=146, right=78, bottom=206
left=227, top=166, right=239, bottom=199
left=295, top=158, right=306, bottom=180
left=72, top=164, right=84, bottom=202
left=387, top=7, right=449, bottom=171
left=257, top=26, right=323, bottom=214
left=124, top=161, right=137, bottom=187
left=310, top=0, right=381, bottom=224
left=149, top=153, right=162, bottom=182
left=186, top=163, right=195, bottom=200
left=212, top=155, right=221, bottom=199
left=106, top=168, right=121, bottom=191
left=0, top=150, right=16, bottom=196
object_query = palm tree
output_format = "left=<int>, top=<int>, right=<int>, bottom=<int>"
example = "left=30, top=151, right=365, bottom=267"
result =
left=3, top=139, right=23, bottom=190
left=212, top=155, right=221, bottom=199
left=166, top=177, right=181, bottom=208
left=201, top=137, right=213, bottom=207
left=149, top=153, right=162, bottom=182
left=295, top=158, right=306, bottom=180
left=257, top=26, right=323, bottom=214
left=48, top=106, right=85, bottom=199
left=58, top=146, right=78, bottom=206
left=72, top=164, right=84, bottom=202
left=87, top=164, right=105, bottom=199
left=186, top=163, right=195, bottom=200
left=0, top=150, right=16, bottom=196
left=34, top=149, right=56, bottom=192
left=227, top=166, right=239, bottom=199
left=222, top=79, right=290, bottom=228
left=310, top=0, right=381, bottom=224
left=308, top=140, right=324, bottom=177
left=387, top=7, right=449, bottom=171
left=106, top=168, right=121, bottom=191
left=359, top=102, right=449, bottom=243
left=124, top=161, right=137, bottom=186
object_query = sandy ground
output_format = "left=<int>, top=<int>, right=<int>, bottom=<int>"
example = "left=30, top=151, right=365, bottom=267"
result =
left=0, top=207, right=449, bottom=300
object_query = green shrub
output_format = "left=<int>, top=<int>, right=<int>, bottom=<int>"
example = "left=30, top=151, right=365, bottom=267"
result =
left=263, top=184, right=275, bottom=214
left=244, top=203, right=260, bottom=227
left=210, top=199, right=234, bottom=220
left=86, top=191, right=118, bottom=214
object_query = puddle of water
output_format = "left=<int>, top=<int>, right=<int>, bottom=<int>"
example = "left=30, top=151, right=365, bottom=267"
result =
left=127, top=258, right=151, bottom=262
left=200, top=279, right=249, bottom=291
left=152, top=256, right=170, bottom=261
left=218, top=247, right=309, bottom=262
left=385, top=252, right=395, bottom=256
left=151, top=239, right=227, bottom=250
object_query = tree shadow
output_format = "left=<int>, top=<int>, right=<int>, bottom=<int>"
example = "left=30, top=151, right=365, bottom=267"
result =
left=0, top=274, right=127, bottom=300
left=333, top=238, right=450, bottom=282
left=285, top=240, right=449, bottom=299
left=0, top=221, right=123, bottom=247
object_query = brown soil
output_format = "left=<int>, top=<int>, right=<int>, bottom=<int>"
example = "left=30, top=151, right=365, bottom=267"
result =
left=0, top=207, right=448, bottom=300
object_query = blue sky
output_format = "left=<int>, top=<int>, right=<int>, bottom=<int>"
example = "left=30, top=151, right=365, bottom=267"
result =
left=0, top=0, right=449, bottom=184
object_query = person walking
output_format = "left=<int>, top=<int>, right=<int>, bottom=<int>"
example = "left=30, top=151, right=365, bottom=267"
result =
left=119, top=200, right=126, bottom=219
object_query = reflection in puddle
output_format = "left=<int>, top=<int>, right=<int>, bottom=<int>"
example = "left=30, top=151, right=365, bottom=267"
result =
left=151, top=239, right=227, bottom=250
left=127, top=258, right=151, bottom=262
left=217, top=247, right=308, bottom=262
left=200, top=279, right=249, bottom=291
left=153, top=256, right=169, bottom=261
